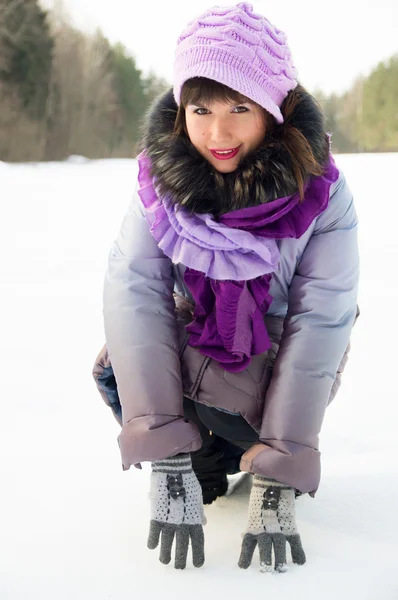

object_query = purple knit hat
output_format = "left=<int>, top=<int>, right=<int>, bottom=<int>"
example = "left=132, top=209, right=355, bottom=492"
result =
left=173, top=2, right=298, bottom=124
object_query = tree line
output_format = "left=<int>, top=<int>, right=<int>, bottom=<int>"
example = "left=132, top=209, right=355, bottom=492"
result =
left=0, top=0, right=397, bottom=162
left=0, top=0, right=168, bottom=161
left=315, top=54, right=398, bottom=153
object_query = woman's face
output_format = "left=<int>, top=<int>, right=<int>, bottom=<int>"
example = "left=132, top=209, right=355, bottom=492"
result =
left=185, top=99, right=267, bottom=173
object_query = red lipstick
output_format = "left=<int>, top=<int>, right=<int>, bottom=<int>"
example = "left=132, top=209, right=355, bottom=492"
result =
left=209, top=146, right=241, bottom=160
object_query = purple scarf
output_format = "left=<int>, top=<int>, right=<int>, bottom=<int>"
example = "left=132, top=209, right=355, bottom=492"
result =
left=137, top=151, right=339, bottom=372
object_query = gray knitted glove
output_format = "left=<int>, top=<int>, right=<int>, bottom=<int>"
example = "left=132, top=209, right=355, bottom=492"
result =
left=147, top=453, right=205, bottom=569
left=238, top=476, right=306, bottom=573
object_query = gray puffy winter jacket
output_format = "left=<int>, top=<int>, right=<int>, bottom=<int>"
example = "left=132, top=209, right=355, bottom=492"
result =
left=93, top=167, right=359, bottom=498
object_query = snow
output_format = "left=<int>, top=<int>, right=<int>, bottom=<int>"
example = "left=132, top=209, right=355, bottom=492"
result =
left=1, top=153, right=398, bottom=599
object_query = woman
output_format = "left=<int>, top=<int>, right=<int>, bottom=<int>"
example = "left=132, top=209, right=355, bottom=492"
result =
left=93, top=2, right=359, bottom=573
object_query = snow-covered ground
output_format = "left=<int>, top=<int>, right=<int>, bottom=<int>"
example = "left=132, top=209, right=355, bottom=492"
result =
left=1, top=153, right=397, bottom=599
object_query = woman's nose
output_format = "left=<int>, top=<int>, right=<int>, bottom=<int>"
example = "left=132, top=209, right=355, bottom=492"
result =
left=209, top=118, right=232, bottom=144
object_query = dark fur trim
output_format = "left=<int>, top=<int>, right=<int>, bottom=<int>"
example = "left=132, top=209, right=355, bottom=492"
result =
left=140, top=85, right=329, bottom=217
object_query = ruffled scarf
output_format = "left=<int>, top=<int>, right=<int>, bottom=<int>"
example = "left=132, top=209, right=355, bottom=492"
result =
left=137, top=150, right=339, bottom=372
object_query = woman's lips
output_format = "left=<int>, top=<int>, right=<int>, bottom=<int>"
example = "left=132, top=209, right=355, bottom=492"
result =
left=209, top=146, right=241, bottom=160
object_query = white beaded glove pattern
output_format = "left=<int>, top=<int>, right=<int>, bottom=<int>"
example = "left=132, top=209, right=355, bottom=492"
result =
left=147, top=454, right=206, bottom=569
left=239, top=476, right=306, bottom=573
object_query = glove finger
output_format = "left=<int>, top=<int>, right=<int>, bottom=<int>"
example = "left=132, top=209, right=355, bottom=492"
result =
left=175, top=525, right=190, bottom=570
left=272, top=533, right=288, bottom=572
left=257, top=533, right=273, bottom=573
left=189, top=524, right=205, bottom=568
left=238, top=533, right=257, bottom=569
left=147, top=520, right=162, bottom=550
left=159, top=523, right=176, bottom=565
left=287, top=534, right=306, bottom=565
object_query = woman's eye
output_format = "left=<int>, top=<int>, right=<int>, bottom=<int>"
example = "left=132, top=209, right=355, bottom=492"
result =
left=193, top=106, right=248, bottom=115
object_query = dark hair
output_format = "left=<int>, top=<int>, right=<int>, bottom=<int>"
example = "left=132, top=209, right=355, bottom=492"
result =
left=173, top=77, right=328, bottom=202
left=276, top=86, right=327, bottom=200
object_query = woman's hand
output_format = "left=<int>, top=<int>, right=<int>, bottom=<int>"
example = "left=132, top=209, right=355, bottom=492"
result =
left=238, top=476, right=306, bottom=573
left=148, top=454, right=205, bottom=569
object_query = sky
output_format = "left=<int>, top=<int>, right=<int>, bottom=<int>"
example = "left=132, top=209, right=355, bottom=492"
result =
left=40, top=0, right=398, bottom=95
left=1, top=152, right=398, bottom=598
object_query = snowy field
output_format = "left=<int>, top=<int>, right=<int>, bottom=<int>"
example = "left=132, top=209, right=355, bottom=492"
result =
left=1, top=153, right=397, bottom=599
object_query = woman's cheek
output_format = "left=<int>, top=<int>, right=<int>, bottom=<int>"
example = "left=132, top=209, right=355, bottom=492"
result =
left=187, top=121, right=204, bottom=141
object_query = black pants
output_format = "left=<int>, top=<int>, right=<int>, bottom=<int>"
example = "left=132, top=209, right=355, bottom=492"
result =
left=183, top=398, right=259, bottom=504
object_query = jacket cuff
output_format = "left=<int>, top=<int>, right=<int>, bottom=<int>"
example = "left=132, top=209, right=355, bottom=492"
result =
left=240, top=441, right=320, bottom=498
left=117, top=415, right=202, bottom=471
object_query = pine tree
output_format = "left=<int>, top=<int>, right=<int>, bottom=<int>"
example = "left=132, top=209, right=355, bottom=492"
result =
left=142, top=69, right=170, bottom=106
left=109, top=43, right=147, bottom=153
left=0, top=0, right=53, bottom=120
left=360, top=55, right=398, bottom=151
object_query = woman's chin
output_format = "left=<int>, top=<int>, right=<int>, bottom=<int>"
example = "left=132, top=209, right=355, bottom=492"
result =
left=210, top=158, right=240, bottom=173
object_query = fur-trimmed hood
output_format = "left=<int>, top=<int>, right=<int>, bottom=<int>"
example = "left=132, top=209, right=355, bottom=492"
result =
left=139, top=85, right=329, bottom=217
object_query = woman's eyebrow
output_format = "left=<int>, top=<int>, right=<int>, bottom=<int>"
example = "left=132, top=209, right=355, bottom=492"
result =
left=187, top=100, right=253, bottom=109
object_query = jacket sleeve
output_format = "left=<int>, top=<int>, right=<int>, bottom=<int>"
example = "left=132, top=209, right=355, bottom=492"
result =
left=240, top=172, right=359, bottom=496
left=103, top=186, right=202, bottom=470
